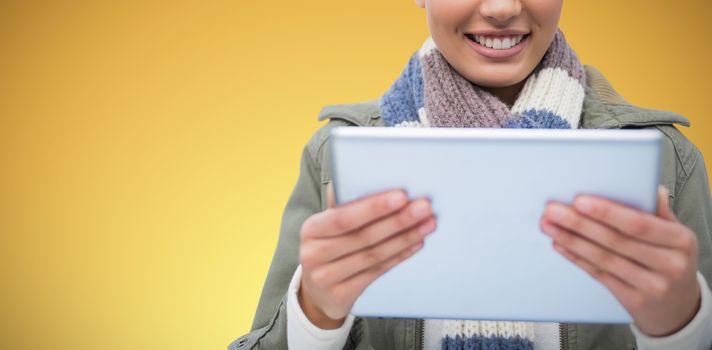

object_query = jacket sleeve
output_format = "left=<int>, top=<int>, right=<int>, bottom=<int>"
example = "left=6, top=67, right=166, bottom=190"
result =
left=228, top=137, right=324, bottom=350
left=673, top=147, right=712, bottom=287
left=670, top=146, right=712, bottom=350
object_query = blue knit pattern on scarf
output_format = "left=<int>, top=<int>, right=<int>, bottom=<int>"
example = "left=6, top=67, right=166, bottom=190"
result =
left=380, top=55, right=425, bottom=126
left=443, top=335, right=534, bottom=350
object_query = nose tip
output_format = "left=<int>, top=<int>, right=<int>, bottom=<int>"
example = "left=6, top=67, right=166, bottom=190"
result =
left=480, top=0, right=522, bottom=23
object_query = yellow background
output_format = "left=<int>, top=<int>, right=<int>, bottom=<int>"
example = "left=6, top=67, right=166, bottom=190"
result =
left=1, top=1, right=710, bottom=349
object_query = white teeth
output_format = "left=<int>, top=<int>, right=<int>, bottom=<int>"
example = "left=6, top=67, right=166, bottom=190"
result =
left=471, top=34, right=526, bottom=50
left=502, top=37, right=511, bottom=49
left=493, top=38, right=502, bottom=49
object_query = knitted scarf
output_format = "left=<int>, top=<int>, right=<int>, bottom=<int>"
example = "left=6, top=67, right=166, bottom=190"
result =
left=379, top=30, right=585, bottom=350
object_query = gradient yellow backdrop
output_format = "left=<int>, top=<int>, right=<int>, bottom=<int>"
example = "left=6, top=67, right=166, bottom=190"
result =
left=1, top=1, right=710, bottom=349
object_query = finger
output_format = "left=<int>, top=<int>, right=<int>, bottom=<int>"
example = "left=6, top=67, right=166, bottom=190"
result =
left=542, top=204, right=671, bottom=271
left=327, top=182, right=336, bottom=209
left=656, top=186, right=678, bottom=223
left=553, top=242, right=644, bottom=313
left=330, top=240, right=424, bottom=307
left=544, top=221, right=665, bottom=292
left=302, top=188, right=408, bottom=238
left=310, top=220, right=432, bottom=286
left=572, top=195, right=683, bottom=248
left=312, top=199, right=434, bottom=263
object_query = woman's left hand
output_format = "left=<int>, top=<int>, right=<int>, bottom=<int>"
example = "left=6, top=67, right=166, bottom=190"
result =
left=540, top=186, right=701, bottom=337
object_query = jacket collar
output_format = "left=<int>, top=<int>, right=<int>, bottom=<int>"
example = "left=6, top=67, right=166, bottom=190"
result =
left=580, top=65, right=690, bottom=129
left=317, top=65, right=690, bottom=129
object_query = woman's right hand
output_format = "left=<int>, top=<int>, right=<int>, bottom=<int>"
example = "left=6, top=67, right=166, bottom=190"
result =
left=297, top=183, right=437, bottom=329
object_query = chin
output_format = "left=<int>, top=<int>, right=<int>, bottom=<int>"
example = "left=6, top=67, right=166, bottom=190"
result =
left=453, top=56, right=533, bottom=87
left=464, top=69, right=528, bottom=89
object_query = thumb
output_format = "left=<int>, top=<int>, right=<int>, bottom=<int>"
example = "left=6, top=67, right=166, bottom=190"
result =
left=656, top=185, right=678, bottom=222
left=327, top=182, right=336, bottom=209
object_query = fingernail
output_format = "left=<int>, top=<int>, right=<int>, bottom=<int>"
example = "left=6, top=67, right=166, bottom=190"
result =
left=574, top=197, right=594, bottom=214
left=410, top=200, right=431, bottom=219
left=541, top=223, right=559, bottom=238
left=418, top=219, right=436, bottom=235
left=546, top=204, right=567, bottom=221
left=410, top=241, right=424, bottom=252
left=388, top=191, right=407, bottom=209
left=552, top=242, right=566, bottom=254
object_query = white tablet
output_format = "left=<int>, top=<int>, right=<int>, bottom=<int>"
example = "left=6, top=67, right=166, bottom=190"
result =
left=329, top=127, right=663, bottom=323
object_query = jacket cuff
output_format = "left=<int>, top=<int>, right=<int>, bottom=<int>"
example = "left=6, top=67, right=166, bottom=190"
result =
left=287, top=265, right=355, bottom=349
left=630, top=272, right=712, bottom=350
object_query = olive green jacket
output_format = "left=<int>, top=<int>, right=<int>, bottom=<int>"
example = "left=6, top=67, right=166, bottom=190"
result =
left=229, top=66, right=712, bottom=350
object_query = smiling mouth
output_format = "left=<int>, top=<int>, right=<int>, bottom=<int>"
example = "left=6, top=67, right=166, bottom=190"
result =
left=465, top=33, right=530, bottom=50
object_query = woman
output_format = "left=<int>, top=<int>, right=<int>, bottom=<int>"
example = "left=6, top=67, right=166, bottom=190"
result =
left=230, top=0, right=712, bottom=349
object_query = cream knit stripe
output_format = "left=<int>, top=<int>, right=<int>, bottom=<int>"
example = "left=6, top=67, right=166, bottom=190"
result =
left=419, top=36, right=438, bottom=59
left=436, top=319, right=534, bottom=340
left=394, top=120, right=425, bottom=128
left=418, top=107, right=431, bottom=127
left=511, top=67, right=585, bottom=128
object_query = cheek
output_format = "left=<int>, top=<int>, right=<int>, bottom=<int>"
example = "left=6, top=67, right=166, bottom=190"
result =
left=527, top=1, right=563, bottom=64
left=526, top=0, right=563, bottom=32
left=426, top=0, right=472, bottom=36
left=425, top=1, right=475, bottom=77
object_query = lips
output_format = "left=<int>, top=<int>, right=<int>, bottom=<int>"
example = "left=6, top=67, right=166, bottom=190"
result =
left=465, top=34, right=526, bottom=50
left=464, top=32, right=530, bottom=59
